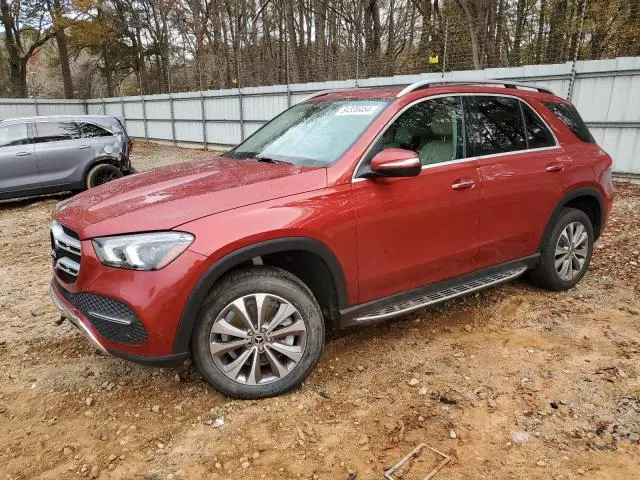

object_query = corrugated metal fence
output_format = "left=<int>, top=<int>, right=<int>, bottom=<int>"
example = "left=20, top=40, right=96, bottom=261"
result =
left=1, top=57, right=639, bottom=175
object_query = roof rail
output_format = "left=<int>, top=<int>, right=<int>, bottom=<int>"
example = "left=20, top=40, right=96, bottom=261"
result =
left=396, top=79, right=554, bottom=97
left=301, top=88, right=356, bottom=102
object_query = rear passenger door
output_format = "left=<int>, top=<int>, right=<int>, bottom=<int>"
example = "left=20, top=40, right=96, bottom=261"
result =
left=0, top=123, right=40, bottom=196
left=466, top=95, right=570, bottom=269
left=33, top=121, right=85, bottom=188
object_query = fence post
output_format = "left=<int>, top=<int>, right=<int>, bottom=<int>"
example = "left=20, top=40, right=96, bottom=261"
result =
left=101, top=97, right=106, bottom=115
left=442, top=5, right=450, bottom=77
left=120, top=96, right=127, bottom=132
left=567, top=0, right=587, bottom=101
left=197, top=59, right=208, bottom=149
left=199, top=91, right=208, bottom=149
left=33, top=97, right=40, bottom=116
left=169, top=94, right=177, bottom=146
left=285, top=30, right=292, bottom=108
left=141, top=95, right=149, bottom=141
left=83, top=99, right=88, bottom=115
left=355, top=36, right=360, bottom=87
left=236, top=58, right=245, bottom=142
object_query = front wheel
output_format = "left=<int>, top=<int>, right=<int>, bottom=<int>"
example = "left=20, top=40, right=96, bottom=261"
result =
left=191, top=267, right=325, bottom=399
left=529, top=207, right=594, bottom=291
left=85, top=163, right=123, bottom=189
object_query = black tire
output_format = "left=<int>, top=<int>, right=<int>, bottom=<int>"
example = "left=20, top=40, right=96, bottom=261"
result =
left=191, top=266, right=325, bottom=399
left=528, top=207, right=594, bottom=291
left=85, top=163, right=123, bottom=189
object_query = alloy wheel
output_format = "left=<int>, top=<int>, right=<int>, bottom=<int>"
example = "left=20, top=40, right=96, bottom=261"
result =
left=554, top=221, right=589, bottom=281
left=208, top=293, right=307, bottom=385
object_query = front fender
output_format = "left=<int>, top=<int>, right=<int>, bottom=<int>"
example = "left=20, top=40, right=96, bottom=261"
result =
left=172, top=185, right=358, bottom=354
left=172, top=236, right=349, bottom=354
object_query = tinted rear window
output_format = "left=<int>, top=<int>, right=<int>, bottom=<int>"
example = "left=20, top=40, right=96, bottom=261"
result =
left=543, top=101, right=595, bottom=143
left=464, top=96, right=527, bottom=157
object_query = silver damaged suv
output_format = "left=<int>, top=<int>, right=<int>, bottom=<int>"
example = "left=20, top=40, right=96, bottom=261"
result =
left=0, top=115, right=134, bottom=200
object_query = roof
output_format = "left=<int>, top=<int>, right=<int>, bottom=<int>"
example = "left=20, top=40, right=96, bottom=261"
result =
left=0, top=114, right=120, bottom=125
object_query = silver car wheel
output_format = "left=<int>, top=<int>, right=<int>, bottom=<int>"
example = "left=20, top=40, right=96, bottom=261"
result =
left=554, top=221, right=589, bottom=281
left=209, top=293, right=307, bottom=385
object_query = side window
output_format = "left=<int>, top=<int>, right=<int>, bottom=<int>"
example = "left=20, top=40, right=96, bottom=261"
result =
left=0, top=123, right=30, bottom=147
left=521, top=102, right=555, bottom=149
left=79, top=122, right=112, bottom=138
left=34, top=122, right=79, bottom=143
left=378, top=96, right=464, bottom=166
left=465, top=96, right=526, bottom=157
left=543, top=101, right=595, bottom=143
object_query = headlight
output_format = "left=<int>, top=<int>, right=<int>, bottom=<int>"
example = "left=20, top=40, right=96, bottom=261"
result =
left=92, top=232, right=194, bottom=270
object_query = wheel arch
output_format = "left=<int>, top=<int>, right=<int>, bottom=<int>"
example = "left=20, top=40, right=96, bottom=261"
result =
left=172, top=237, right=348, bottom=354
left=540, top=187, right=605, bottom=249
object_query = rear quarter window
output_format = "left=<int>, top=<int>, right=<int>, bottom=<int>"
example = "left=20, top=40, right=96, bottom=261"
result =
left=521, top=102, right=556, bottom=149
left=79, top=122, right=112, bottom=138
left=543, top=101, right=595, bottom=143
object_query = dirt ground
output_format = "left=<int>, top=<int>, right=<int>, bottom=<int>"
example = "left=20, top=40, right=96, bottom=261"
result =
left=1, top=143, right=639, bottom=480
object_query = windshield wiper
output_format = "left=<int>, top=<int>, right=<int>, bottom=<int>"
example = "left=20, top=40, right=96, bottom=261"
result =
left=255, top=155, right=292, bottom=165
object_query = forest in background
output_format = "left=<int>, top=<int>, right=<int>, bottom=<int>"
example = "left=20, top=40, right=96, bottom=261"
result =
left=0, top=0, right=639, bottom=99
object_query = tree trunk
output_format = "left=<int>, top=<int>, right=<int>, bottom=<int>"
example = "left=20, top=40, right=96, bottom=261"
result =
left=284, top=0, right=301, bottom=82
left=313, top=0, right=326, bottom=80
left=0, top=0, right=27, bottom=97
left=631, top=0, right=640, bottom=55
left=547, top=0, right=568, bottom=63
left=416, top=0, right=432, bottom=66
left=364, top=0, right=382, bottom=73
left=103, top=44, right=115, bottom=97
left=386, top=0, right=395, bottom=74
left=536, top=0, right=547, bottom=63
left=512, top=0, right=526, bottom=65
left=136, top=28, right=147, bottom=94
left=50, top=0, right=74, bottom=98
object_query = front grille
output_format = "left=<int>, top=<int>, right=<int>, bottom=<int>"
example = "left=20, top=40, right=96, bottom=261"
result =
left=51, top=221, right=81, bottom=283
left=54, top=280, right=148, bottom=345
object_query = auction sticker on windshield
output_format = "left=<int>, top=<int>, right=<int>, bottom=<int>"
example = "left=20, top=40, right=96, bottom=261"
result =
left=335, top=105, right=380, bottom=116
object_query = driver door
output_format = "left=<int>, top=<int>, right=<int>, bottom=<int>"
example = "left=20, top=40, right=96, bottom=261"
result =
left=352, top=96, right=481, bottom=303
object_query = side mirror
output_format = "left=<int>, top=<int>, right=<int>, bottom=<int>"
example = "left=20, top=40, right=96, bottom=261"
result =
left=369, top=148, right=421, bottom=178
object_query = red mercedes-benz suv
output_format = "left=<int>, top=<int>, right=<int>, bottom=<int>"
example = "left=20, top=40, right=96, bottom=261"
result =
left=50, top=80, right=613, bottom=398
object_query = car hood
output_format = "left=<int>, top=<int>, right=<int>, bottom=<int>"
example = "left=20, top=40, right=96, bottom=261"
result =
left=54, top=157, right=326, bottom=239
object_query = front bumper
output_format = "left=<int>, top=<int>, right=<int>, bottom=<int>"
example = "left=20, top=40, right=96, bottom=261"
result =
left=50, top=284, right=107, bottom=354
left=50, top=280, right=189, bottom=367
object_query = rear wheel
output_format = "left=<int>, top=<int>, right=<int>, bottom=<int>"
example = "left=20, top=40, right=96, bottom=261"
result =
left=85, top=163, right=123, bottom=189
left=529, top=207, right=594, bottom=291
left=191, top=267, right=325, bottom=399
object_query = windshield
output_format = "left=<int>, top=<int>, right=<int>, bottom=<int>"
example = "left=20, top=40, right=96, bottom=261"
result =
left=225, top=99, right=389, bottom=167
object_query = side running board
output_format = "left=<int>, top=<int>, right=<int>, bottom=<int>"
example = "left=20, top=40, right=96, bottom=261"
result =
left=353, top=266, right=527, bottom=323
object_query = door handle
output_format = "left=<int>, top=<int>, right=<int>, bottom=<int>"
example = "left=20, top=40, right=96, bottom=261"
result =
left=451, top=178, right=476, bottom=190
left=77, top=144, right=90, bottom=150
left=16, top=151, right=31, bottom=157
left=545, top=162, right=564, bottom=172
